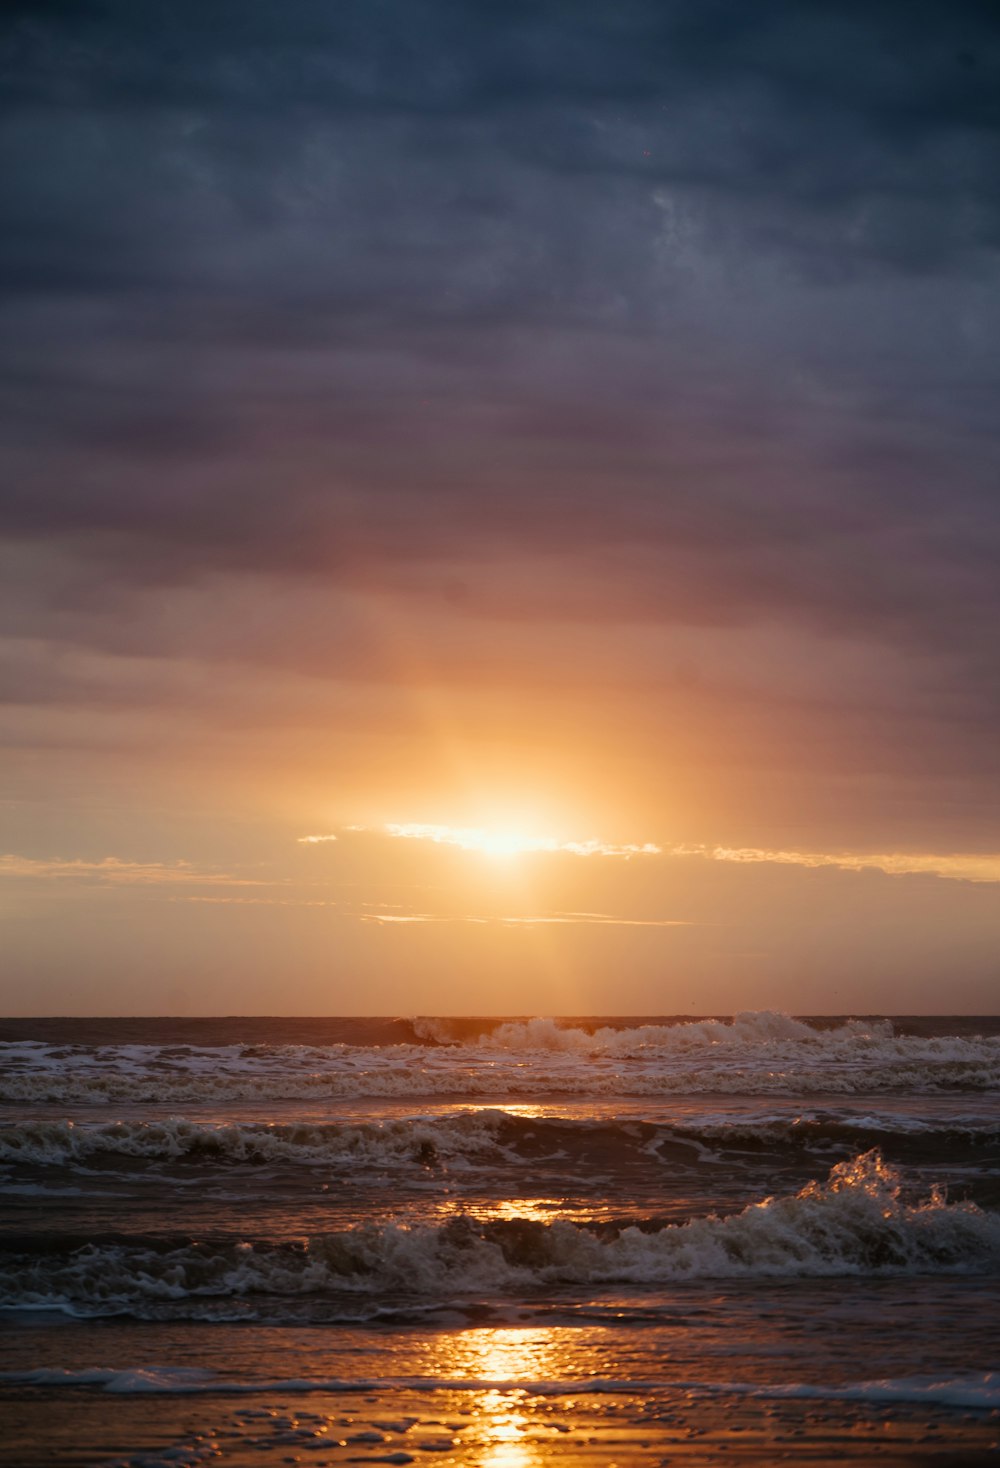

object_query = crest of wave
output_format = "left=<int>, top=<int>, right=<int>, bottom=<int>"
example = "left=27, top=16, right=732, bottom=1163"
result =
left=0, top=1113, right=505, bottom=1169
left=318, top=1152, right=1000, bottom=1288
left=481, top=1012, right=892, bottom=1057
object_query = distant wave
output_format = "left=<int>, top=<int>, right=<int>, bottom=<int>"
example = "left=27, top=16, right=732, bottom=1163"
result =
left=3, top=1009, right=998, bottom=1103
left=417, top=1011, right=886, bottom=1050
left=3, top=1153, right=998, bottom=1318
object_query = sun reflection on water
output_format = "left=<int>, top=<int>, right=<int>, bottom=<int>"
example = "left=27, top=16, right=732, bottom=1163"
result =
left=475, top=1104, right=553, bottom=1119
left=423, top=1325, right=573, bottom=1467
left=484, top=1197, right=566, bottom=1223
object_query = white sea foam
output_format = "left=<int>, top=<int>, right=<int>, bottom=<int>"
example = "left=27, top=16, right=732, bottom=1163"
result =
left=0, top=1366, right=218, bottom=1392
left=701, top=1372, right=1000, bottom=1410
left=482, top=1011, right=874, bottom=1054
left=2, top=1108, right=995, bottom=1173
left=4, top=1364, right=998, bottom=1408
left=0, top=1113, right=508, bottom=1170
left=3, top=1013, right=998, bottom=1103
left=0, top=1364, right=660, bottom=1394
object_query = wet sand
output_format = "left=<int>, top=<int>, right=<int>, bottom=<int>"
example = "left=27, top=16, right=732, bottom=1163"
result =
left=4, top=1377, right=1000, bottom=1466
left=3, top=1314, right=999, bottom=1467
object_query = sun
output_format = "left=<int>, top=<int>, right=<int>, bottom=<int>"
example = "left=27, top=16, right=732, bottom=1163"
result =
left=386, top=823, right=557, bottom=859
left=459, top=828, right=553, bottom=858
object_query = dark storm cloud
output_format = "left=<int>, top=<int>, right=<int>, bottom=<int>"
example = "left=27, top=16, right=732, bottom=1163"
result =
left=1, top=0, right=999, bottom=676
left=3, top=0, right=999, bottom=319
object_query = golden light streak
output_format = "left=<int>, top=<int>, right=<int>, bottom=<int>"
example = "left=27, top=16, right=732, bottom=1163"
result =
left=674, top=844, right=1000, bottom=885
left=299, top=824, right=661, bottom=858
left=297, top=828, right=1000, bottom=882
left=0, top=856, right=270, bottom=887
left=386, top=823, right=661, bottom=857
left=423, top=1326, right=570, bottom=1466
left=360, top=911, right=689, bottom=927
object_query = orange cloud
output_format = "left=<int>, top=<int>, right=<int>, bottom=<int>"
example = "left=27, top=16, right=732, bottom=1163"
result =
left=301, top=824, right=661, bottom=858
left=676, top=845, right=1000, bottom=885
left=0, top=856, right=271, bottom=887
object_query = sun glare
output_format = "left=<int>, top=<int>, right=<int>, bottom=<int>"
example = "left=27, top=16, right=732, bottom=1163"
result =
left=385, top=823, right=558, bottom=858
left=382, top=822, right=661, bottom=859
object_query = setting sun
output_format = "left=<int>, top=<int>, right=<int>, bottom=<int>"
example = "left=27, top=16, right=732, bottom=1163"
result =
left=380, top=823, right=662, bottom=859
left=387, top=823, right=552, bottom=857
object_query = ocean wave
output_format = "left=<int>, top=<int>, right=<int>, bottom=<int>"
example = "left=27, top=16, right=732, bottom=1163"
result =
left=0, top=1113, right=506, bottom=1170
left=2, top=1110, right=997, bottom=1173
left=699, top=1371, right=1000, bottom=1410
left=475, top=1012, right=884, bottom=1053
left=422, top=1011, right=1000, bottom=1062
left=2, top=1153, right=998, bottom=1316
left=3, top=1062, right=998, bottom=1105
left=3, top=1365, right=998, bottom=1409
left=4, top=1013, right=998, bottom=1103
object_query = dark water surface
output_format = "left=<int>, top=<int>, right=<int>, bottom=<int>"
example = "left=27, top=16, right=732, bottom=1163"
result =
left=2, top=1013, right=999, bottom=1465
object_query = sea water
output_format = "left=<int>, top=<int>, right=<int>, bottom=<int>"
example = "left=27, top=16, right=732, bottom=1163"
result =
left=2, top=1012, right=999, bottom=1465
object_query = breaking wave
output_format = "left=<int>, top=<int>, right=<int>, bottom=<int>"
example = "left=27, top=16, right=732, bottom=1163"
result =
left=0, top=1113, right=505, bottom=1171
left=3, top=1012, right=999, bottom=1103
left=3, top=1153, right=998, bottom=1317
left=2, top=1110, right=997, bottom=1174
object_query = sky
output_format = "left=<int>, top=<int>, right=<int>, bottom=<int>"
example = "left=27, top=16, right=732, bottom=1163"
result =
left=1, top=0, right=999, bottom=1015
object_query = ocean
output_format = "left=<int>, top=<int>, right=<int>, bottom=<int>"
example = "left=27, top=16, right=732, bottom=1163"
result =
left=1, top=1012, right=999, bottom=1466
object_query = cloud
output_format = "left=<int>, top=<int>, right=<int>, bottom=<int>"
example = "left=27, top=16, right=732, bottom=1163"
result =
left=1, top=0, right=998, bottom=866
left=171, top=888, right=689, bottom=926
left=298, top=827, right=1000, bottom=885
left=301, top=824, right=661, bottom=858
left=359, top=910, right=690, bottom=927
left=680, top=846, right=1000, bottom=886
left=177, top=895, right=341, bottom=907
left=383, top=824, right=661, bottom=858
left=0, top=855, right=271, bottom=887
left=3, top=2, right=998, bottom=591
